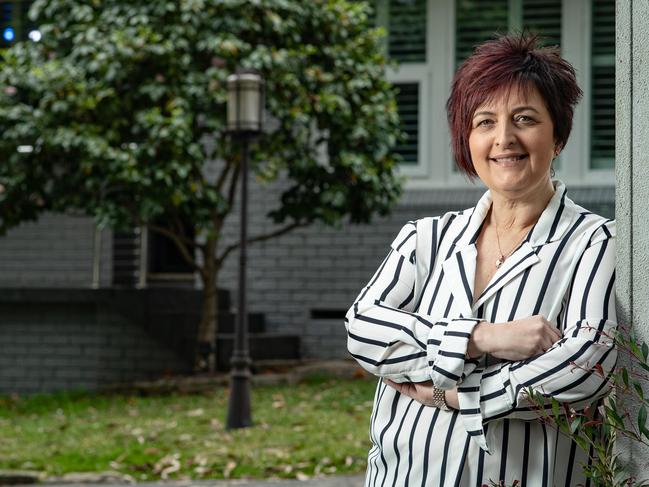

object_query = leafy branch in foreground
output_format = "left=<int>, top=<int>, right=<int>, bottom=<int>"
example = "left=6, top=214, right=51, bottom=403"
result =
left=522, top=324, right=649, bottom=487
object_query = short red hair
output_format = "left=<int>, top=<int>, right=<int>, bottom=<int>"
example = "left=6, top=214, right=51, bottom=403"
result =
left=446, top=34, right=583, bottom=178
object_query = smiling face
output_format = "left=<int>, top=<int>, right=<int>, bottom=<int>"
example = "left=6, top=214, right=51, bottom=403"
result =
left=468, top=84, right=557, bottom=198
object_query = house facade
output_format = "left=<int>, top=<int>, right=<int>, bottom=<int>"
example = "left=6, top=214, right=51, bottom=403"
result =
left=0, top=0, right=615, bottom=393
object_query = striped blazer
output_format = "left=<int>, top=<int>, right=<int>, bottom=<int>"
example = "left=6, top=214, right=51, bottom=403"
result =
left=345, top=180, right=616, bottom=486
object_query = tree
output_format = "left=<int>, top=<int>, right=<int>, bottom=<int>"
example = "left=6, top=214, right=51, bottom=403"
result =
left=0, top=0, right=404, bottom=371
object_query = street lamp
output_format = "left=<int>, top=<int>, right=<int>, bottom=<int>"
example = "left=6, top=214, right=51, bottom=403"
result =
left=225, top=70, right=264, bottom=429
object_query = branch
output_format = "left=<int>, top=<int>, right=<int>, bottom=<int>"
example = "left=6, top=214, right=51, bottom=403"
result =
left=147, top=223, right=202, bottom=273
left=216, top=221, right=308, bottom=266
left=215, top=155, right=236, bottom=194
left=171, top=212, right=188, bottom=243
left=148, top=220, right=200, bottom=250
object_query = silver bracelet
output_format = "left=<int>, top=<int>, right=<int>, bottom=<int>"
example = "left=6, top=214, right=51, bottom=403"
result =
left=431, top=387, right=450, bottom=410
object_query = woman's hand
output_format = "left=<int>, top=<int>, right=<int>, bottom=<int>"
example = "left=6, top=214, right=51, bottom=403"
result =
left=444, top=387, right=459, bottom=409
left=383, top=379, right=459, bottom=410
left=478, top=315, right=563, bottom=361
left=383, top=379, right=437, bottom=406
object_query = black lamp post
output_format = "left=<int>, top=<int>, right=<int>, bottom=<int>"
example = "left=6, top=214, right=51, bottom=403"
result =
left=225, top=70, right=264, bottom=429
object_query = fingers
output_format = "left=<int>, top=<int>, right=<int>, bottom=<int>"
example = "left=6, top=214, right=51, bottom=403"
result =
left=536, top=320, right=559, bottom=353
left=537, top=315, right=563, bottom=345
left=384, top=379, right=412, bottom=397
left=492, top=320, right=562, bottom=361
left=383, top=379, right=435, bottom=405
left=383, top=378, right=401, bottom=391
left=543, top=319, right=562, bottom=343
left=542, top=335, right=555, bottom=353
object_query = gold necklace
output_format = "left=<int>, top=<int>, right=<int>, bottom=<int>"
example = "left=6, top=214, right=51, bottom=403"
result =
left=493, top=214, right=530, bottom=269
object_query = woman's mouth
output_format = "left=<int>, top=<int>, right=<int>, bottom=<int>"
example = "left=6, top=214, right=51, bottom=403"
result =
left=490, top=154, right=528, bottom=165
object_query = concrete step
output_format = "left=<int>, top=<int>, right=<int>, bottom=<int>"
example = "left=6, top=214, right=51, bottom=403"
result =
left=215, top=333, right=301, bottom=371
left=144, top=287, right=232, bottom=312
left=219, top=312, right=266, bottom=333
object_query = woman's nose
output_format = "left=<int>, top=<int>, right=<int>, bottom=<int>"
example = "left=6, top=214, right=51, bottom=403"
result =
left=495, top=122, right=517, bottom=148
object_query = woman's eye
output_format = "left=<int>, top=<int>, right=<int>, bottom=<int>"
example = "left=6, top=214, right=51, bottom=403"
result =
left=515, top=115, right=534, bottom=123
left=477, top=119, right=493, bottom=127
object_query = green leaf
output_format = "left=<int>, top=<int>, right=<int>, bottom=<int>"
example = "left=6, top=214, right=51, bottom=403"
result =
left=551, top=398, right=561, bottom=419
left=622, top=367, right=629, bottom=388
left=573, top=435, right=589, bottom=452
left=570, top=416, right=582, bottom=435
left=602, top=421, right=611, bottom=441
left=634, top=381, right=645, bottom=401
left=605, top=405, right=625, bottom=429
left=639, top=405, right=648, bottom=435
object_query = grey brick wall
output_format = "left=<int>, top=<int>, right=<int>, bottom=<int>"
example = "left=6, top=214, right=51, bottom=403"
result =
left=0, top=298, right=187, bottom=394
left=0, top=212, right=112, bottom=288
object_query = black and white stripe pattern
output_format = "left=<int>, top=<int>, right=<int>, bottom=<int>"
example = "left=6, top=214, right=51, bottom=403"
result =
left=345, top=180, right=616, bottom=486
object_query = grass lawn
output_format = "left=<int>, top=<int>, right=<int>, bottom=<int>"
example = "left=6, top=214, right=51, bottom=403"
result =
left=0, top=374, right=377, bottom=481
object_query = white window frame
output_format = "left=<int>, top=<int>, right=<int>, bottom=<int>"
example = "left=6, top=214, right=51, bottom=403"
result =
left=384, top=0, right=615, bottom=189
left=388, top=68, right=432, bottom=180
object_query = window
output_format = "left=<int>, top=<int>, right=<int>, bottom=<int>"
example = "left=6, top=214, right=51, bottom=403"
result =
left=370, top=0, right=431, bottom=178
left=590, top=0, right=614, bottom=170
left=375, top=0, right=615, bottom=188
left=393, top=83, right=420, bottom=165
left=388, top=0, right=427, bottom=63
left=455, top=0, right=508, bottom=67
left=0, top=0, right=36, bottom=46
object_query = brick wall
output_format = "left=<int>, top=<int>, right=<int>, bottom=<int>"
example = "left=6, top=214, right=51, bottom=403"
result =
left=0, top=213, right=113, bottom=288
left=0, top=291, right=189, bottom=394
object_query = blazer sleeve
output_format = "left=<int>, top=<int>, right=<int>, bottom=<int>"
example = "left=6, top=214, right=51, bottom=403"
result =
left=344, top=219, right=483, bottom=386
left=456, top=221, right=617, bottom=453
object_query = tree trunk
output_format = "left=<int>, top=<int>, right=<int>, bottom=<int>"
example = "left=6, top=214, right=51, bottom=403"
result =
left=196, top=237, right=219, bottom=373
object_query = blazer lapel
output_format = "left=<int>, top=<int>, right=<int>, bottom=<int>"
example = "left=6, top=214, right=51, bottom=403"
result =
left=441, top=245, right=478, bottom=317
left=438, top=186, right=492, bottom=317
left=471, top=180, right=577, bottom=310
left=438, top=180, right=578, bottom=314
left=472, top=241, right=540, bottom=310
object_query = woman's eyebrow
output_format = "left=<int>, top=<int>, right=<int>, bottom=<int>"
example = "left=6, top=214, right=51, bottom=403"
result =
left=472, top=106, right=541, bottom=119
left=472, top=111, right=494, bottom=119
left=512, top=105, right=541, bottom=114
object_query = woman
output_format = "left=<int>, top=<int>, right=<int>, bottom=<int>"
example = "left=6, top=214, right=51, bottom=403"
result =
left=345, top=34, right=616, bottom=487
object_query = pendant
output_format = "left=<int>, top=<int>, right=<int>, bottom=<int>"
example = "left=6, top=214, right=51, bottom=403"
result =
left=495, top=256, right=504, bottom=268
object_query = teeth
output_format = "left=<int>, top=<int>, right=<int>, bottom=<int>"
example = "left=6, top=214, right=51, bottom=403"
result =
left=493, top=155, right=526, bottom=162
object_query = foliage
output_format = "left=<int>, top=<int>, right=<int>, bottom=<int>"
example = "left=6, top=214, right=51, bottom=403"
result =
left=0, top=0, right=404, bottom=368
left=0, top=0, right=403, bottom=234
left=0, top=376, right=377, bottom=480
left=494, top=325, right=649, bottom=487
